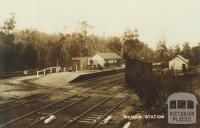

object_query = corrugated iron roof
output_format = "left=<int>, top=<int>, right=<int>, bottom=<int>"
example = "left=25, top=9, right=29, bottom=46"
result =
left=169, top=55, right=189, bottom=63
left=176, top=55, right=189, bottom=63
left=96, top=52, right=122, bottom=59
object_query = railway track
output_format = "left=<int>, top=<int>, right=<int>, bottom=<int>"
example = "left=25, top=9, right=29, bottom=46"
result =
left=62, top=94, right=128, bottom=128
left=67, top=73, right=124, bottom=86
left=0, top=73, right=123, bottom=108
left=0, top=94, right=49, bottom=113
left=19, top=82, right=124, bottom=128
left=0, top=73, right=125, bottom=128
left=0, top=93, right=46, bottom=106
left=24, top=82, right=126, bottom=128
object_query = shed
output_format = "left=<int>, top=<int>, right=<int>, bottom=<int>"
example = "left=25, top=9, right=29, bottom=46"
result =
left=169, top=55, right=189, bottom=72
left=71, top=57, right=90, bottom=70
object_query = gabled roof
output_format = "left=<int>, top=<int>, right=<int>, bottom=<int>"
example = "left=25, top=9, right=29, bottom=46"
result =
left=170, top=55, right=189, bottom=63
left=96, top=52, right=122, bottom=59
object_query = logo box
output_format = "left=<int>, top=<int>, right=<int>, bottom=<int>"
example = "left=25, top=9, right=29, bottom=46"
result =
left=166, top=92, right=198, bottom=124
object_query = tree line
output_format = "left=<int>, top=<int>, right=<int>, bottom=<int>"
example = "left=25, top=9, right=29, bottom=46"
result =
left=0, top=14, right=199, bottom=72
left=155, top=38, right=200, bottom=66
left=0, top=15, right=123, bottom=72
left=123, top=28, right=200, bottom=65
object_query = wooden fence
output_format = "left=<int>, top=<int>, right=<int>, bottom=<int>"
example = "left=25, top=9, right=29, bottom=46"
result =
left=36, top=66, right=61, bottom=77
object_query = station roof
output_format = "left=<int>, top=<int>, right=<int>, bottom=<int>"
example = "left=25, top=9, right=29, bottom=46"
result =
left=96, top=53, right=122, bottom=60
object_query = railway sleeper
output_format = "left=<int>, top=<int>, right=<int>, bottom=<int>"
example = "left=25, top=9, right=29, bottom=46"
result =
left=79, top=117, right=100, bottom=121
left=70, top=122, right=92, bottom=128
left=83, top=116, right=100, bottom=119
left=94, top=111, right=107, bottom=114
left=77, top=120, right=93, bottom=124
left=36, top=112, right=52, bottom=116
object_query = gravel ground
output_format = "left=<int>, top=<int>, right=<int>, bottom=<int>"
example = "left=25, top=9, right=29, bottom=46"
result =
left=0, top=72, right=86, bottom=101
left=30, top=72, right=87, bottom=87
left=0, top=76, right=38, bottom=101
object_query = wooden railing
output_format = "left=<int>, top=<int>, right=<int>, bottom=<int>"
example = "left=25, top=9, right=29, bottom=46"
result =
left=36, top=66, right=61, bottom=77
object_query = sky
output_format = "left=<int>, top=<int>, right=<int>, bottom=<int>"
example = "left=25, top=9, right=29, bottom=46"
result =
left=0, top=0, right=200, bottom=48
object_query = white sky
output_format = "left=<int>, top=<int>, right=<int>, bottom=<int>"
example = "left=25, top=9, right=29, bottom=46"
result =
left=0, top=0, right=200, bottom=48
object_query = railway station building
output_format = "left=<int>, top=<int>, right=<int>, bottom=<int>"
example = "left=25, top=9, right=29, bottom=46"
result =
left=92, top=52, right=122, bottom=69
left=71, top=53, right=122, bottom=70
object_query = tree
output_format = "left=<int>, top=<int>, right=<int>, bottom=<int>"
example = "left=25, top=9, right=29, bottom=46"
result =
left=123, top=38, right=144, bottom=60
left=22, top=44, right=38, bottom=68
left=156, top=39, right=168, bottom=61
left=79, top=20, right=93, bottom=38
left=167, top=47, right=175, bottom=59
left=0, top=13, right=16, bottom=44
left=190, top=45, right=200, bottom=65
left=138, top=44, right=155, bottom=61
left=0, top=13, right=16, bottom=34
left=0, top=14, right=17, bottom=71
left=107, top=37, right=122, bottom=55
left=122, top=28, right=139, bottom=41
left=122, top=28, right=150, bottom=60
left=182, top=42, right=191, bottom=59
left=174, top=44, right=181, bottom=55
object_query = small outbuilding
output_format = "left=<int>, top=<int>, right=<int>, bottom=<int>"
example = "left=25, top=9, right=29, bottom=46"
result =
left=71, top=57, right=90, bottom=70
left=169, top=55, right=189, bottom=72
left=92, top=52, right=122, bottom=68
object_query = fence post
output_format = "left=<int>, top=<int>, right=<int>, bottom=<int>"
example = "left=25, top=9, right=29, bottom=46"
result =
left=37, top=71, right=39, bottom=77
left=56, top=67, right=58, bottom=73
left=58, top=66, right=61, bottom=72
left=44, top=70, right=46, bottom=75
left=80, top=64, right=83, bottom=70
left=50, top=68, right=52, bottom=74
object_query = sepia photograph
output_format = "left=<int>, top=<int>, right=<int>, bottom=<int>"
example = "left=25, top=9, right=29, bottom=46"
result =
left=0, top=0, right=200, bottom=127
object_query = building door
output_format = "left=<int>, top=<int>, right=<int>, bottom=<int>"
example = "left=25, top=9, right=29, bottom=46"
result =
left=182, top=64, right=186, bottom=73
